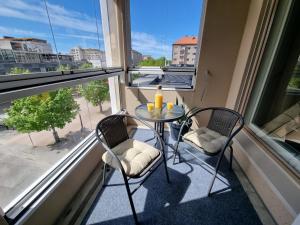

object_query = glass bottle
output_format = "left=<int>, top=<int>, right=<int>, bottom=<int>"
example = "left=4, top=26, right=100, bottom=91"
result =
left=154, top=85, right=163, bottom=109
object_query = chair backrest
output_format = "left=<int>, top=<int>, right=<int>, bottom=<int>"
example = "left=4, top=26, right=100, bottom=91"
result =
left=207, top=109, right=241, bottom=137
left=96, top=115, right=129, bottom=148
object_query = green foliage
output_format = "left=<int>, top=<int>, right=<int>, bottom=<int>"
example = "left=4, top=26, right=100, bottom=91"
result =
left=79, top=80, right=110, bottom=112
left=57, top=64, right=71, bottom=71
left=288, top=76, right=300, bottom=89
left=288, top=61, right=300, bottom=89
left=132, top=72, right=142, bottom=81
left=79, top=62, right=93, bottom=69
left=8, top=67, right=30, bottom=75
left=139, top=57, right=166, bottom=67
left=5, top=88, right=79, bottom=143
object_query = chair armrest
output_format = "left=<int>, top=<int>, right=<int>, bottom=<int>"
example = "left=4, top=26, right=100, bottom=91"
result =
left=185, top=106, right=201, bottom=117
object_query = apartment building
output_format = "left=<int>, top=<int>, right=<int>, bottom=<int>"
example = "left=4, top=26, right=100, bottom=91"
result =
left=172, top=36, right=198, bottom=65
left=0, top=37, right=74, bottom=74
left=0, top=36, right=53, bottom=54
left=70, top=46, right=106, bottom=68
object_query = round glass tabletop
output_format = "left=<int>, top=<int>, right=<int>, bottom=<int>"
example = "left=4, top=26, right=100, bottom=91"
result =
left=135, top=104, right=185, bottom=123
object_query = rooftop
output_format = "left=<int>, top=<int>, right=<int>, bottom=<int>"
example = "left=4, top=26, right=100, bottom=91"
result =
left=0, top=36, right=47, bottom=43
left=173, top=36, right=198, bottom=45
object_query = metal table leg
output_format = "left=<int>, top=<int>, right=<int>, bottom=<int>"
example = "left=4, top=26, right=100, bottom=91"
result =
left=155, top=122, right=170, bottom=182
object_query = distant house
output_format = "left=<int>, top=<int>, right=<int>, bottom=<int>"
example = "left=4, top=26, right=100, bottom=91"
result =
left=70, top=46, right=106, bottom=68
left=142, top=55, right=152, bottom=60
left=131, top=49, right=143, bottom=66
left=172, top=36, right=198, bottom=65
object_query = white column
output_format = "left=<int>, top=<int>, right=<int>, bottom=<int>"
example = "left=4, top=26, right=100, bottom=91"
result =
left=100, top=0, right=121, bottom=113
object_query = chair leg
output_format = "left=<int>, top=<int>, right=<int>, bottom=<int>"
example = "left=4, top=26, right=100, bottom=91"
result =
left=207, top=151, right=225, bottom=196
left=172, top=142, right=180, bottom=165
left=122, top=172, right=139, bottom=225
left=162, top=151, right=170, bottom=183
left=229, top=146, right=233, bottom=170
left=102, top=163, right=106, bottom=186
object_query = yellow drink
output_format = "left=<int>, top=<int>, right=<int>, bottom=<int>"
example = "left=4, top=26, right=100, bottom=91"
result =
left=167, top=102, right=174, bottom=111
left=147, top=103, right=154, bottom=112
left=154, top=94, right=163, bottom=109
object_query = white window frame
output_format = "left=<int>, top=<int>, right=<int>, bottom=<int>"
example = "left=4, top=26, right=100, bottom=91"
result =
left=245, top=0, right=300, bottom=177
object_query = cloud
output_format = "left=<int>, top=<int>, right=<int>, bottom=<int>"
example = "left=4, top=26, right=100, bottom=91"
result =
left=0, top=26, right=48, bottom=37
left=0, top=0, right=172, bottom=58
left=131, top=31, right=172, bottom=58
left=56, top=33, right=100, bottom=41
left=0, top=25, right=100, bottom=41
left=0, top=0, right=99, bottom=33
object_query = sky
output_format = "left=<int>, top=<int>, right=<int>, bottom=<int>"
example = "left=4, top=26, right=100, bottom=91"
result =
left=0, top=0, right=203, bottom=59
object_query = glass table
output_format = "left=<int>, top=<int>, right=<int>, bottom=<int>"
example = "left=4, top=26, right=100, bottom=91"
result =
left=135, top=103, right=185, bottom=147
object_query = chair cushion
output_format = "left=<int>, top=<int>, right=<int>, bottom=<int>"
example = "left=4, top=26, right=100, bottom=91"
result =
left=102, top=139, right=160, bottom=177
left=183, top=127, right=230, bottom=154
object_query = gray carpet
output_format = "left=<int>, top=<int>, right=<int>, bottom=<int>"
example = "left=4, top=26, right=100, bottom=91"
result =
left=82, top=128, right=262, bottom=225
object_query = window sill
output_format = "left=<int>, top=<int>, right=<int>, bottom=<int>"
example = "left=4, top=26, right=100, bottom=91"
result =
left=126, top=85, right=195, bottom=92
left=243, top=126, right=300, bottom=180
left=4, top=131, right=98, bottom=223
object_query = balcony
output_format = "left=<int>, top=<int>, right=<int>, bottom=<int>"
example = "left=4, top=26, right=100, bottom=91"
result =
left=81, top=128, right=269, bottom=225
left=0, top=0, right=299, bottom=225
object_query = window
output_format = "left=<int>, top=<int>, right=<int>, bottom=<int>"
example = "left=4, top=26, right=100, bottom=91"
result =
left=246, top=0, right=300, bottom=175
left=0, top=0, right=106, bottom=76
left=128, top=0, right=203, bottom=89
left=0, top=80, right=111, bottom=209
left=0, top=0, right=123, bottom=214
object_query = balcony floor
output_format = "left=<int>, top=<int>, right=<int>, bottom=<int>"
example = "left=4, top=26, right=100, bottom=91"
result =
left=82, top=128, right=263, bottom=225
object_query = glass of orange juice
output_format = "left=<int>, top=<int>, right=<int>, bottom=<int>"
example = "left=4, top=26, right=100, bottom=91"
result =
left=167, top=102, right=174, bottom=111
left=147, top=103, right=154, bottom=112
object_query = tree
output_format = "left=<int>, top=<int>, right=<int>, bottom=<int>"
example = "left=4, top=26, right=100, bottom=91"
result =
left=288, top=62, right=300, bottom=89
left=139, top=57, right=167, bottom=67
left=57, top=64, right=71, bottom=71
left=79, top=62, right=93, bottom=69
left=5, top=88, right=79, bottom=143
left=8, top=67, right=30, bottom=75
left=80, top=80, right=110, bottom=112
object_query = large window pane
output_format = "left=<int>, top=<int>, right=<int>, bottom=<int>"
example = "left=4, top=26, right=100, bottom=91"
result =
left=128, top=0, right=202, bottom=88
left=0, top=0, right=117, bottom=211
left=0, top=79, right=111, bottom=209
left=0, top=0, right=106, bottom=75
left=246, top=1, right=300, bottom=174
left=0, top=0, right=60, bottom=74
left=47, top=0, right=106, bottom=69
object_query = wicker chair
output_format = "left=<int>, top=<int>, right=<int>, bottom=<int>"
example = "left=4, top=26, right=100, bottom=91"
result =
left=96, top=114, right=169, bottom=225
left=173, top=107, right=244, bottom=196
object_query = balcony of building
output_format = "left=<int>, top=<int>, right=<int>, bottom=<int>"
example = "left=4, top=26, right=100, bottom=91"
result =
left=0, top=0, right=299, bottom=225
